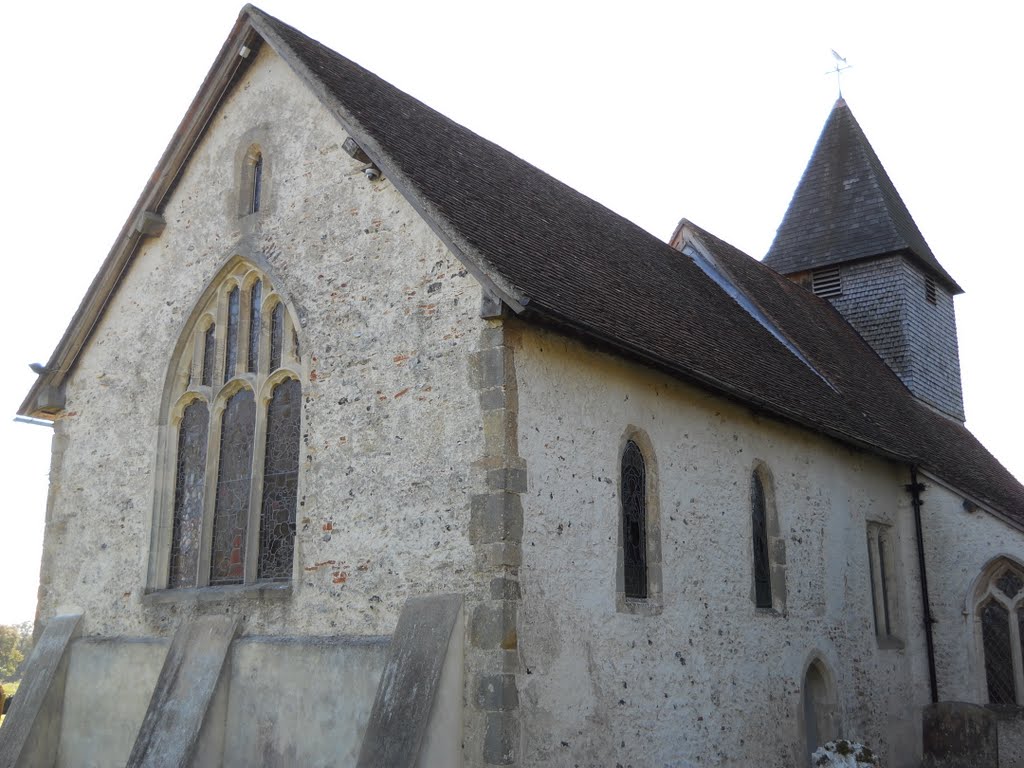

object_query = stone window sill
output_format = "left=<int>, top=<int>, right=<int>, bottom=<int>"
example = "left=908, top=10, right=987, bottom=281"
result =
left=876, top=635, right=905, bottom=651
left=142, top=582, right=292, bottom=605
left=755, top=606, right=786, bottom=618
left=616, top=594, right=664, bottom=617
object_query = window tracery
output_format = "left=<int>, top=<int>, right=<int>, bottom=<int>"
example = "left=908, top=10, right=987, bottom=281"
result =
left=977, top=561, right=1024, bottom=706
left=156, top=261, right=302, bottom=591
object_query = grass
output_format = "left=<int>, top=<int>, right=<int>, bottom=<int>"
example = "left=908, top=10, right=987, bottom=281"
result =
left=0, top=680, right=19, bottom=728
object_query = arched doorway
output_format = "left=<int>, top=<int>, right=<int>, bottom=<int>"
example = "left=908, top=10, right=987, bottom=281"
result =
left=802, top=659, right=837, bottom=762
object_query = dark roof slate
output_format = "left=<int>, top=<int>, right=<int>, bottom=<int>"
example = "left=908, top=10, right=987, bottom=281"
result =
left=764, top=99, right=962, bottom=293
left=246, top=7, right=1022, bottom=521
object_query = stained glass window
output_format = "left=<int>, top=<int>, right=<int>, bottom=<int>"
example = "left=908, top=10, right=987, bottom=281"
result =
left=982, top=599, right=1016, bottom=705
left=996, top=570, right=1023, bottom=599
left=259, top=379, right=301, bottom=579
left=161, top=263, right=300, bottom=592
left=248, top=280, right=262, bottom=373
left=621, top=440, right=647, bottom=599
left=168, top=401, right=209, bottom=588
left=209, top=388, right=255, bottom=585
left=751, top=471, right=772, bottom=608
left=202, top=325, right=216, bottom=387
left=270, top=302, right=284, bottom=372
left=224, top=286, right=239, bottom=383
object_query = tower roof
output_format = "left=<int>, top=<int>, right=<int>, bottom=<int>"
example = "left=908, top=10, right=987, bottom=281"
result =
left=764, top=99, right=962, bottom=293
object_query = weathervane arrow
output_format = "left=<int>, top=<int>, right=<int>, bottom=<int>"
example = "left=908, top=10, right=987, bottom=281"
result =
left=827, top=49, right=852, bottom=98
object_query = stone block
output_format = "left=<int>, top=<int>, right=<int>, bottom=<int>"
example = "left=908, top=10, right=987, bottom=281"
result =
left=921, top=701, right=997, bottom=768
left=475, top=673, right=519, bottom=711
left=0, top=613, right=82, bottom=768
left=483, top=711, right=519, bottom=765
left=470, top=493, right=523, bottom=544
left=127, top=615, right=239, bottom=768
left=470, top=602, right=517, bottom=650
left=356, top=593, right=463, bottom=768
left=489, top=576, right=522, bottom=601
left=487, top=467, right=528, bottom=493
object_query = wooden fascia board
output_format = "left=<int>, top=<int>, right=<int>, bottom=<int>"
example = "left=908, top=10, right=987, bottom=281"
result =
left=19, top=14, right=263, bottom=418
left=244, top=7, right=529, bottom=316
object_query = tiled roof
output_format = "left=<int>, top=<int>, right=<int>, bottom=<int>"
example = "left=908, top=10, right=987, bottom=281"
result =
left=764, top=99, right=962, bottom=294
left=246, top=7, right=1021, bottom=520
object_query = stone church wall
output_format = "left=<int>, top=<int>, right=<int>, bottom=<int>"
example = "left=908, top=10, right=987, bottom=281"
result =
left=37, top=44, right=488, bottom=644
left=511, top=322, right=934, bottom=768
left=920, top=475, right=1024, bottom=704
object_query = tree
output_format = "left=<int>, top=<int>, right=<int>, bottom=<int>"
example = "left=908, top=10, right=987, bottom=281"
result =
left=0, top=625, right=24, bottom=681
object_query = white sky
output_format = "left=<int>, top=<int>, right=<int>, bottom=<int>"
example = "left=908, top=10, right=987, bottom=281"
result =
left=1, top=1, right=1021, bottom=625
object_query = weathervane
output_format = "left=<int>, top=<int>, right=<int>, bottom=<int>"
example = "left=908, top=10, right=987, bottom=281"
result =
left=828, top=50, right=852, bottom=98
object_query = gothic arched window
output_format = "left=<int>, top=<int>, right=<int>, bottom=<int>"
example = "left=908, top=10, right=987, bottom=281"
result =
left=976, top=562, right=1024, bottom=705
left=621, top=440, right=648, bottom=599
left=157, top=260, right=302, bottom=590
left=750, top=463, right=786, bottom=612
left=751, top=470, right=772, bottom=607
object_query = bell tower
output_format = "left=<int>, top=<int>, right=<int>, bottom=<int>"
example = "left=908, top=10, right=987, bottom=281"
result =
left=764, top=99, right=965, bottom=421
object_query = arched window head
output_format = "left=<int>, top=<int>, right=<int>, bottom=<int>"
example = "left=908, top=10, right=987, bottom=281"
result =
left=616, top=429, right=663, bottom=614
left=802, top=658, right=838, bottom=760
left=621, top=440, right=648, bottom=599
left=750, top=462, right=786, bottom=612
left=239, top=145, right=266, bottom=217
left=975, top=561, right=1024, bottom=705
left=154, top=260, right=302, bottom=590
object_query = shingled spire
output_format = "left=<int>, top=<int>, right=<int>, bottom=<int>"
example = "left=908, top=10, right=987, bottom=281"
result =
left=765, top=99, right=966, bottom=421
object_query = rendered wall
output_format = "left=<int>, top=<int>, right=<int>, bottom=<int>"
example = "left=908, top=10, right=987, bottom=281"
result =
left=55, top=637, right=168, bottom=768
left=511, top=323, right=934, bottom=768
left=920, top=476, right=1024, bottom=705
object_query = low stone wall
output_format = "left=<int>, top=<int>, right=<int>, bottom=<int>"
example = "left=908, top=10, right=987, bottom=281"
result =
left=921, top=701, right=997, bottom=768
left=997, top=709, right=1024, bottom=768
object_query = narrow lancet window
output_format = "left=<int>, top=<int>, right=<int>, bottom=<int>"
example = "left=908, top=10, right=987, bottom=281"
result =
left=258, top=378, right=301, bottom=579
left=751, top=471, right=772, bottom=608
left=224, top=286, right=240, bottom=383
left=982, top=598, right=1016, bottom=704
left=621, top=440, right=648, bottom=599
left=248, top=280, right=262, bottom=373
left=251, top=153, right=263, bottom=214
left=168, top=401, right=209, bottom=588
left=210, top=388, right=256, bottom=585
left=202, top=325, right=216, bottom=387
left=270, top=302, right=284, bottom=372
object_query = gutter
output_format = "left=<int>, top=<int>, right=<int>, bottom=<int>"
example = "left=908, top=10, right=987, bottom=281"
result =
left=907, top=466, right=938, bottom=703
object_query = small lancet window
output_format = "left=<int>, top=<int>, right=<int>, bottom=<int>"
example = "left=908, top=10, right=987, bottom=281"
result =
left=248, top=280, right=262, bottom=373
left=210, top=388, right=256, bottom=585
left=168, top=400, right=209, bottom=588
left=224, top=286, right=240, bottom=383
left=201, top=325, right=216, bottom=387
left=270, top=302, right=284, bottom=372
left=621, top=440, right=648, bottom=599
left=751, top=471, right=772, bottom=608
left=251, top=153, right=263, bottom=214
left=258, top=378, right=301, bottom=579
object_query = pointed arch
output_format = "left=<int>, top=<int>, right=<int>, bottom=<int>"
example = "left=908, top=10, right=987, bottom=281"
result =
left=750, top=460, right=786, bottom=612
left=969, top=555, right=1024, bottom=705
left=148, top=255, right=303, bottom=591
left=615, top=426, right=663, bottom=615
left=800, top=654, right=839, bottom=762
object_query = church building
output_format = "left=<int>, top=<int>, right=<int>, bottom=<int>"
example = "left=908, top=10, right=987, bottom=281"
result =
left=3, top=6, right=1023, bottom=767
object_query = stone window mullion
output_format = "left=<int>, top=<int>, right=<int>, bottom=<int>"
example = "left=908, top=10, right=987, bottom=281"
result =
left=244, top=392, right=271, bottom=583
left=1013, top=597, right=1024, bottom=704
left=196, top=397, right=225, bottom=588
